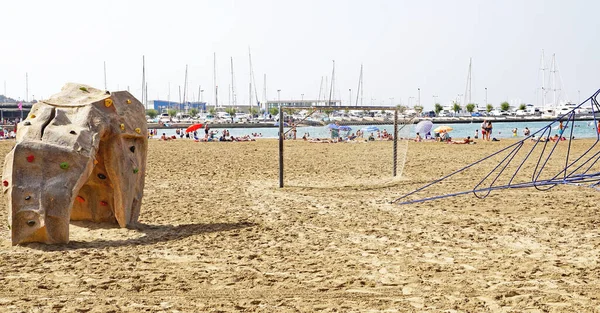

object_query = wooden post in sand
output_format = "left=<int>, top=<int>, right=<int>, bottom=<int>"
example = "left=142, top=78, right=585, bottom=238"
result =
left=393, top=109, right=398, bottom=177
left=278, top=105, right=284, bottom=188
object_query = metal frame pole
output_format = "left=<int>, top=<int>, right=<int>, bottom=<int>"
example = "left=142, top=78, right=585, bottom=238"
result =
left=279, top=105, right=284, bottom=188
left=393, top=109, right=398, bottom=177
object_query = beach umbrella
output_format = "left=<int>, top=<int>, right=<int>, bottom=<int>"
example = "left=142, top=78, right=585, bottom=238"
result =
left=361, top=126, right=379, bottom=133
left=338, top=125, right=352, bottom=131
left=327, top=123, right=340, bottom=130
left=415, top=121, right=433, bottom=135
left=433, top=125, right=453, bottom=133
left=185, top=123, right=203, bottom=133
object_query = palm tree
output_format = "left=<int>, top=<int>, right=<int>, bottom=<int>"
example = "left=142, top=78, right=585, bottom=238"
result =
left=269, top=107, right=279, bottom=116
left=209, top=108, right=216, bottom=116
left=413, top=105, right=424, bottom=114
left=519, top=104, right=527, bottom=111
left=486, top=104, right=493, bottom=113
left=500, top=101, right=510, bottom=111
left=167, top=109, right=177, bottom=117
left=189, top=108, right=199, bottom=117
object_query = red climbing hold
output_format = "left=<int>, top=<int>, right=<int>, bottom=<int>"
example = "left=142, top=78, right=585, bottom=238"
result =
left=2, top=180, right=8, bottom=187
left=26, top=155, right=35, bottom=163
left=100, top=201, right=108, bottom=206
left=76, top=196, right=85, bottom=203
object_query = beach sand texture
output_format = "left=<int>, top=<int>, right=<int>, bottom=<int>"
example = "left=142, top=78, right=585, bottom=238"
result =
left=0, top=139, right=599, bottom=312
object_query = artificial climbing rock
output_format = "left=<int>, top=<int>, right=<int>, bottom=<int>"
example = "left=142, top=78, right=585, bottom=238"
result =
left=3, top=83, right=148, bottom=245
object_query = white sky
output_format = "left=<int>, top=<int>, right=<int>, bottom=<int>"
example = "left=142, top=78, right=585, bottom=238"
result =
left=1, top=0, right=598, bottom=110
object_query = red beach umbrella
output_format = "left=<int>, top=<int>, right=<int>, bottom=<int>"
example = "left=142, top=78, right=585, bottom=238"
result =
left=185, top=123, right=203, bottom=133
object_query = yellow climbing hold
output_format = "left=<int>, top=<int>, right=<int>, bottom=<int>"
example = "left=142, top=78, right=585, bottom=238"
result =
left=126, top=99, right=132, bottom=104
left=29, top=114, right=36, bottom=119
left=94, top=159, right=99, bottom=165
left=135, top=128, right=141, bottom=134
left=120, top=123, right=125, bottom=131
left=104, top=99, right=113, bottom=107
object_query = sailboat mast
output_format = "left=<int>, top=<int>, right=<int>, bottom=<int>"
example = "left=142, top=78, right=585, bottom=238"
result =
left=214, top=52, right=218, bottom=108
left=318, top=76, right=323, bottom=105
left=329, top=60, right=335, bottom=106
left=25, top=72, right=29, bottom=103
left=249, top=47, right=252, bottom=112
left=230, top=57, right=236, bottom=107
left=540, top=50, right=546, bottom=110
left=183, top=64, right=188, bottom=111
left=464, top=58, right=472, bottom=106
left=551, top=53, right=557, bottom=105
left=355, top=64, right=363, bottom=106
left=263, top=74, right=267, bottom=114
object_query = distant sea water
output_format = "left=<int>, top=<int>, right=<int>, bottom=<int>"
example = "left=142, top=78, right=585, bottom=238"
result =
left=152, top=120, right=599, bottom=140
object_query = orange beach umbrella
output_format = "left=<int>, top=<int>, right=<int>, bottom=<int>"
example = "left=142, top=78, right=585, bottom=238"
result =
left=185, top=123, right=203, bottom=133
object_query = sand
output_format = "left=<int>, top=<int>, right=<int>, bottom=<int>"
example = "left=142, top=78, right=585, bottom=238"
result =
left=0, top=138, right=599, bottom=312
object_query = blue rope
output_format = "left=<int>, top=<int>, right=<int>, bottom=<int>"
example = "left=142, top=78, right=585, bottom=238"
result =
left=393, top=89, right=600, bottom=205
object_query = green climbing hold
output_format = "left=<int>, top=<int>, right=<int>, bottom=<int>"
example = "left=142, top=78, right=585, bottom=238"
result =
left=133, top=168, right=139, bottom=174
left=60, top=162, right=69, bottom=170
left=79, top=86, right=89, bottom=92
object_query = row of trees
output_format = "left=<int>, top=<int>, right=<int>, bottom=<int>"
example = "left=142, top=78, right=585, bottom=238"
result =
left=433, top=102, right=527, bottom=114
left=146, top=107, right=264, bottom=119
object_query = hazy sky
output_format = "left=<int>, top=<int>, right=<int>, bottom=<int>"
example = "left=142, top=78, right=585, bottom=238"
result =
left=2, top=0, right=598, bottom=110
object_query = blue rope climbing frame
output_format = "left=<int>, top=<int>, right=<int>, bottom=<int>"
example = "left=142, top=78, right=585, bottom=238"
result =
left=394, top=89, right=600, bottom=205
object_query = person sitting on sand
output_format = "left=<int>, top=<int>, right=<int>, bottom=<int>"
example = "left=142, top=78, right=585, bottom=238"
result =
left=160, top=133, right=169, bottom=141
left=440, top=130, right=451, bottom=142
left=549, top=134, right=560, bottom=142
left=368, top=133, right=375, bottom=141
left=414, top=132, right=422, bottom=142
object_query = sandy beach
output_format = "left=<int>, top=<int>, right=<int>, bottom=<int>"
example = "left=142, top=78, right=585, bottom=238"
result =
left=1, top=138, right=599, bottom=312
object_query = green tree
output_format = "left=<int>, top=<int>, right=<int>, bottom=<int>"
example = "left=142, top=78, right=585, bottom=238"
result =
left=209, top=108, right=216, bottom=116
left=189, top=108, right=199, bottom=117
left=500, top=101, right=510, bottom=111
left=225, top=107, right=237, bottom=116
left=466, top=103, right=476, bottom=113
left=323, top=108, right=334, bottom=118
left=380, top=110, right=386, bottom=115
left=486, top=104, right=493, bottom=113
left=519, top=103, right=527, bottom=111
left=269, top=107, right=279, bottom=116
left=396, top=105, right=407, bottom=114
left=434, top=103, right=443, bottom=115
left=168, top=109, right=177, bottom=117
left=413, top=105, right=424, bottom=114
left=249, top=107, right=259, bottom=117
left=452, top=102, right=462, bottom=114
left=146, top=109, right=158, bottom=119
left=344, top=109, right=350, bottom=114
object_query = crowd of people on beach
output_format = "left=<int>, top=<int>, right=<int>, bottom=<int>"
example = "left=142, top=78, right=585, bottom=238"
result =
left=150, top=125, right=262, bottom=142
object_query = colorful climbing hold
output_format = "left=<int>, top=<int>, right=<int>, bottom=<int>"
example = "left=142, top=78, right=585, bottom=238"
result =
left=76, top=196, right=85, bottom=203
left=97, top=173, right=107, bottom=180
left=2, top=180, right=8, bottom=187
left=79, top=86, right=89, bottom=92
left=104, top=99, right=113, bottom=107
left=24, top=121, right=31, bottom=126
left=133, top=168, right=139, bottom=174
left=129, top=146, right=135, bottom=153
left=135, top=128, right=141, bottom=134
left=69, top=130, right=76, bottom=135
left=29, top=114, right=36, bottom=119
left=60, top=162, right=69, bottom=170
left=100, top=201, right=108, bottom=206
left=25, top=196, right=31, bottom=200
left=26, top=155, right=34, bottom=163
left=94, top=159, right=99, bottom=165
left=120, top=124, right=125, bottom=131
left=126, top=99, right=132, bottom=104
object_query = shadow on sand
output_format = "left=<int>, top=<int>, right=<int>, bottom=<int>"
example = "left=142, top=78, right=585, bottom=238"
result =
left=23, top=221, right=255, bottom=251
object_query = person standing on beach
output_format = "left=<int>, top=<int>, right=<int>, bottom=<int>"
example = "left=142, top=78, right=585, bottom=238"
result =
left=486, top=121, right=493, bottom=141
left=524, top=127, right=530, bottom=136
left=474, top=129, right=479, bottom=139
left=481, top=120, right=487, bottom=141
left=291, top=123, right=297, bottom=140
left=204, top=124, right=210, bottom=139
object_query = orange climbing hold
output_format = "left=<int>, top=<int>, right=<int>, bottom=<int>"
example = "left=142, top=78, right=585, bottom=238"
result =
left=126, top=99, right=132, bottom=104
left=29, top=114, right=36, bottom=119
left=104, top=99, right=113, bottom=107
left=76, top=196, right=85, bottom=203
